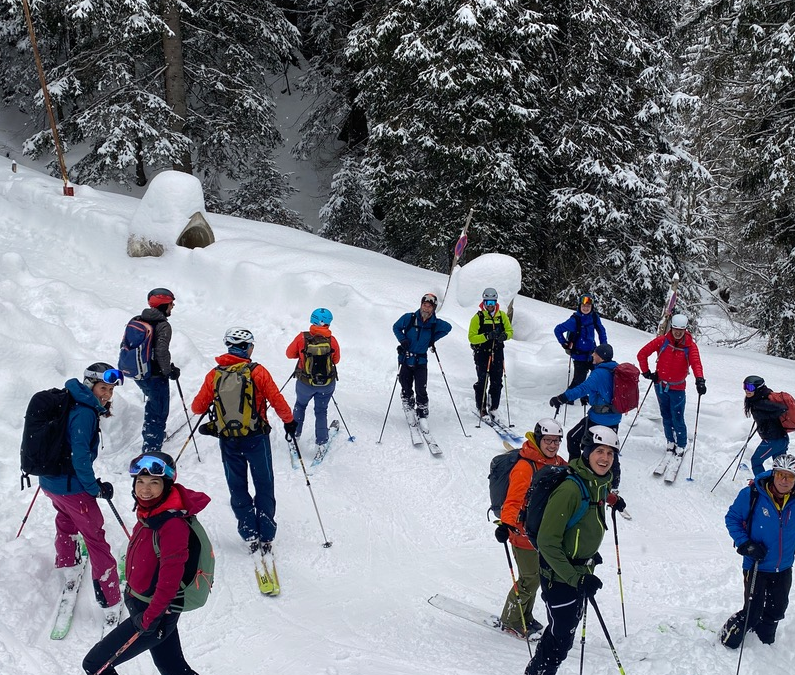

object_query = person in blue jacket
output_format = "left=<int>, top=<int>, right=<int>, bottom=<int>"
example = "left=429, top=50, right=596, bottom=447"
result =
left=553, top=294, right=608, bottom=390
left=549, top=343, right=622, bottom=487
left=721, top=453, right=795, bottom=648
left=392, top=293, right=452, bottom=422
left=39, top=362, right=123, bottom=621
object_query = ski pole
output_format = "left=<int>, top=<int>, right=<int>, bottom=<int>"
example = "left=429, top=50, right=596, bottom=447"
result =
left=105, top=497, right=132, bottom=540
left=564, top=356, right=572, bottom=426
left=477, top=350, right=494, bottom=428
left=611, top=507, right=627, bottom=637
left=331, top=395, right=355, bottom=442
left=16, top=485, right=40, bottom=538
left=175, top=379, right=201, bottom=463
left=711, top=424, right=757, bottom=492
left=731, top=424, right=758, bottom=481
left=164, top=417, right=190, bottom=444
left=501, top=541, right=529, bottom=642
left=376, top=372, right=399, bottom=444
left=279, top=372, right=294, bottom=393
left=502, top=361, right=513, bottom=428
left=687, top=394, right=702, bottom=482
left=431, top=346, right=470, bottom=437
left=286, top=433, right=332, bottom=548
left=736, top=562, right=759, bottom=675
left=94, top=631, right=141, bottom=675
left=588, top=596, right=627, bottom=675
left=619, top=381, right=654, bottom=452
left=579, top=600, right=587, bottom=675
left=175, top=411, right=208, bottom=464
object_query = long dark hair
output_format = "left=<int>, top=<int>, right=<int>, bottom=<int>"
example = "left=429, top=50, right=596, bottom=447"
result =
left=744, top=385, right=772, bottom=417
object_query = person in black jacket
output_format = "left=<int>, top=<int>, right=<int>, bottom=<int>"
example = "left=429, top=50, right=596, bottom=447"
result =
left=743, top=375, right=790, bottom=476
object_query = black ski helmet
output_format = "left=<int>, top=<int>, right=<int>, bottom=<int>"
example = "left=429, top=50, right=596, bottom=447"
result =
left=743, top=375, right=765, bottom=391
left=129, top=451, right=177, bottom=504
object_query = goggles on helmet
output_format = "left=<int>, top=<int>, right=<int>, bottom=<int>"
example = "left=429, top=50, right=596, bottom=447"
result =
left=743, top=382, right=757, bottom=393
left=421, top=294, right=437, bottom=306
left=129, top=455, right=176, bottom=479
left=86, top=369, right=124, bottom=385
left=580, top=296, right=592, bottom=305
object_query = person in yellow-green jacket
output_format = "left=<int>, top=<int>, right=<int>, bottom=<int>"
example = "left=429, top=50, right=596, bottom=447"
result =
left=525, top=426, right=626, bottom=675
left=469, top=288, right=513, bottom=422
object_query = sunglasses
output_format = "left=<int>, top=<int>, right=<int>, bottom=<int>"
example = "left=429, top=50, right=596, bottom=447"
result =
left=86, top=369, right=124, bottom=385
left=129, top=455, right=176, bottom=479
left=484, top=299, right=496, bottom=307
left=773, top=470, right=795, bottom=481
left=743, top=383, right=757, bottom=393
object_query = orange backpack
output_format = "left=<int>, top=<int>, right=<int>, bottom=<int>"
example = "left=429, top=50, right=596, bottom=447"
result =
left=768, top=391, right=795, bottom=432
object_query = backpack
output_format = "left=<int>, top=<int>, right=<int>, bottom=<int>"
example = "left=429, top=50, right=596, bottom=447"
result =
left=299, top=332, right=336, bottom=386
left=768, top=392, right=795, bottom=432
left=487, top=449, right=535, bottom=519
left=520, top=465, right=592, bottom=549
left=131, top=516, right=215, bottom=613
left=212, top=362, right=265, bottom=437
left=20, top=388, right=74, bottom=483
left=118, top=319, right=154, bottom=380
left=611, top=362, right=640, bottom=414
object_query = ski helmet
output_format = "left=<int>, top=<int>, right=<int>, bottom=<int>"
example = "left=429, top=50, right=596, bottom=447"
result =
left=310, top=308, right=333, bottom=326
left=83, top=362, right=123, bottom=388
left=129, top=451, right=177, bottom=502
left=671, top=314, right=688, bottom=330
left=147, top=287, right=175, bottom=308
left=585, top=425, right=620, bottom=450
left=578, top=294, right=593, bottom=307
left=772, top=454, right=795, bottom=477
left=421, top=293, right=438, bottom=308
left=224, top=327, right=255, bottom=347
left=533, top=418, right=564, bottom=440
left=482, top=288, right=498, bottom=302
left=743, top=375, right=765, bottom=393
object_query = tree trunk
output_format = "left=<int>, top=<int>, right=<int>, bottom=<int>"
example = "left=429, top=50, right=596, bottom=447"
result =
left=161, top=1, right=192, bottom=174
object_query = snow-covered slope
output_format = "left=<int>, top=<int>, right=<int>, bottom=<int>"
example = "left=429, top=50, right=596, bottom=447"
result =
left=1, top=158, right=793, bottom=675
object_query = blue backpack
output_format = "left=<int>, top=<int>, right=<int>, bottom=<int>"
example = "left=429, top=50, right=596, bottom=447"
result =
left=118, top=318, right=154, bottom=380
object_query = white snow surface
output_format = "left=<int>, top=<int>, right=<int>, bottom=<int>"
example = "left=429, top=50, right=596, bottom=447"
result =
left=1, top=157, right=794, bottom=675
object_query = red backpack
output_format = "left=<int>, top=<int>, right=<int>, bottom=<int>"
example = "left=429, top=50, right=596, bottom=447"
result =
left=612, top=363, right=640, bottom=414
left=768, top=392, right=795, bottom=432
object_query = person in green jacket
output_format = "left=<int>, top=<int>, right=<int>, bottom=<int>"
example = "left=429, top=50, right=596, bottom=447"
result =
left=468, top=287, right=513, bottom=422
left=525, top=426, right=626, bottom=675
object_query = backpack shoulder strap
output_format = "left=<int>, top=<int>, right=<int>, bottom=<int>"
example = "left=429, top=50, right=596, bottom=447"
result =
left=745, top=484, right=760, bottom=535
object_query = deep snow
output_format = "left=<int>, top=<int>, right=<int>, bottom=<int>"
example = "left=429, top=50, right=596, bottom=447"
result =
left=1, top=159, right=794, bottom=675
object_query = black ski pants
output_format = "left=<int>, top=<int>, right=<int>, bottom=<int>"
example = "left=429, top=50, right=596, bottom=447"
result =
left=399, top=363, right=429, bottom=414
left=721, top=567, right=792, bottom=648
left=567, top=417, right=621, bottom=489
left=568, top=359, right=591, bottom=390
left=473, top=346, right=504, bottom=411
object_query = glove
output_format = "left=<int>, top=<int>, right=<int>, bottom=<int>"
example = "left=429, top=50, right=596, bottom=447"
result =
left=168, top=365, right=181, bottom=381
left=737, top=540, right=767, bottom=561
left=400, top=339, right=410, bottom=350
left=97, top=480, right=114, bottom=501
left=494, top=523, right=511, bottom=544
left=578, top=574, right=603, bottom=598
left=131, top=611, right=162, bottom=636
left=284, top=420, right=298, bottom=438
left=642, top=370, right=659, bottom=383
left=495, top=330, right=508, bottom=342
left=549, top=395, right=566, bottom=410
left=606, top=492, right=626, bottom=512
left=429, top=343, right=436, bottom=354
left=695, top=377, right=707, bottom=396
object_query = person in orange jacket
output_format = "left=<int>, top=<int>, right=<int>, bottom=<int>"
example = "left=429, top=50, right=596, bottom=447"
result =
left=494, top=418, right=567, bottom=638
left=285, top=308, right=341, bottom=453
left=191, top=327, right=296, bottom=555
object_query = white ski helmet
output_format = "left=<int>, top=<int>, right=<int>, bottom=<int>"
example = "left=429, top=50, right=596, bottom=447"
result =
left=224, top=327, right=255, bottom=347
left=671, top=314, right=688, bottom=329
left=772, top=454, right=795, bottom=477
left=533, top=418, right=564, bottom=440
left=586, top=425, right=620, bottom=450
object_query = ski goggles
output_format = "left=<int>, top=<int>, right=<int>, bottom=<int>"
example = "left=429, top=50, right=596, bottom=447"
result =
left=580, top=296, right=592, bottom=305
left=743, top=382, right=757, bottom=393
left=129, top=455, right=176, bottom=479
left=421, top=294, right=438, bottom=306
left=483, top=299, right=496, bottom=307
left=85, top=368, right=124, bottom=385
left=773, top=470, right=795, bottom=481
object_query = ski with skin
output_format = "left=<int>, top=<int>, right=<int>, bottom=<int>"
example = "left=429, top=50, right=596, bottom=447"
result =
left=50, top=539, right=89, bottom=640
left=311, top=420, right=340, bottom=467
left=101, top=554, right=126, bottom=638
left=427, top=594, right=541, bottom=642
left=404, top=405, right=424, bottom=446
left=656, top=273, right=680, bottom=337
left=418, top=418, right=442, bottom=456
left=255, top=547, right=280, bottom=596
left=475, top=411, right=524, bottom=445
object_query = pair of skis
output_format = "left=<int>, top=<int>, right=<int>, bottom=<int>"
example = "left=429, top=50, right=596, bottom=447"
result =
left=475, top=410, right=524, bottom=445
left=403, top=405, right=442, bottom=456
left=255, top=547, right=280, bottom=596
left=290, top=420, right=341, bottom=470
left=653, top=449, right=686, bottom=483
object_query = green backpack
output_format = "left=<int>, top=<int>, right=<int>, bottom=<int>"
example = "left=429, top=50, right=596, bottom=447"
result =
left=299, top=332, right=337, bottom=386
left=211, top=362, right=264, bottom=437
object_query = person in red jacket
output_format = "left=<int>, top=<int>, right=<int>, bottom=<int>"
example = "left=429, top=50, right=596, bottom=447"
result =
left=494, top=419, right=567, bottom=638
left=637, top=314, right=706, bottom=457
left=191, top=327, right=296, bottom=555
left=82, top=452, right=210, bottom=675
left=285, top=308, right=341, bottom=453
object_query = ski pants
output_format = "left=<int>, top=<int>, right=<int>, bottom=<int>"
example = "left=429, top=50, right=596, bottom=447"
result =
left=43, top=489, right=121, bottom=606
left=721, top=567, right=792, bottom=648
left=751, top=437, right=789, bottom=476
left=293, top=379, right=335, bottom=445
left=135, top=376, right=170, bottom=453
left=525, top=576, right=585, bottom=675
left=220, top=433, right=277, bottom=543
left=473, top=346, right=504, bottom=412
left=654, top=384, right=687, bottom=448
left=83, top=595, right=194, bottom=675
left=568, top=359, right=591, bottom=390
left=501, top=547, right=541, bottom=630
left=566, top=417, right=621, bottom=489
left=399, top=363, right=429, bottom=417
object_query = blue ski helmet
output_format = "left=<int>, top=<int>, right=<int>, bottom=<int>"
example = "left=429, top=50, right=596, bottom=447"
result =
left=310, top=308, right=333, bottom=326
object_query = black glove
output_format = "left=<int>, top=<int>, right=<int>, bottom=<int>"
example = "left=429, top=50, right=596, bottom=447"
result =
left=494, top=523, right=511, bottom=544
left=97, top=480, right=114, bottom=501
left=578, top=574, right=603, bottom=598
left=284, top=420, right=298, bottom=438
left=695, top=377, right=707, bottom=396
left=400, top=339, right=410, bottom=351
left=429, top=343, right=436, bottom=354
left=737, top=540, right=767, bottom=561
left=549, top=395, right=566, bottom=410
left=606, top=492, right=626, bottom=512
left=495, top=330, right=508, bottom=342
left=642, top=370, right=659, bottom=383
left=591, top=552, right=603, bottom=566
left=168, top=365, right=181, bottom=381
left=131, top=611, right=162, bottom=636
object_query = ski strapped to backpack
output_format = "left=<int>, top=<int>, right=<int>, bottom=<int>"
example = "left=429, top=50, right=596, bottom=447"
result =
left=768, top=391, right=795, bottom=432
left=118, top=318, right=154, bottom=380
left=210, top=362, right=268, bottom=437
left=129, top=515, right=214, bottom=612
left=20, top=388, right=74, bottom=488
left=298, top=332, right=337, bottom=386
left=487, top=449, right=535, bottom=519
left=610, top=362, right=641, bottom=414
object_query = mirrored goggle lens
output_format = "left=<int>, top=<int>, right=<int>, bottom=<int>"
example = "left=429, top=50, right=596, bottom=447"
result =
left=86, top=369, right=124, bottom=385
left=581, top=297, right=592, bottom=304
left=421, top=295, right=436, bottom=305
left=484, top=299, right=496, bottom=306
left=743, top=383, right=756, bottom=392
left=129, top=456, right=175, bottom=479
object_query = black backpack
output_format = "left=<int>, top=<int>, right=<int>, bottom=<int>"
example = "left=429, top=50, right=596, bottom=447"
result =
left=20, top=388, right=74, bottom=487
left=487, top=450, right=534, bottom=519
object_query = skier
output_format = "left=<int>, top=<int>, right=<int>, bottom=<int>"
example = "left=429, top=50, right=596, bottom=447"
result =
left=637, top=313, right=705, bottom=459
left=392, top=293, right=452, bottom=428
left=525, top=426, right=625, bottom=675
left=742, top=375, right=790, bottom=475
left=191, top=328, right=297, bottom=554
left=132, top=288, right=180, bottom=453
left=285, top=308, right=340, bottom=454
left=83, top=451, right=210, bottom=675
left=553, top=293, right=608, bottom=390
left=549, top=343, right=622, bottom=488
left=494, top=419, right=567, bottom=638
left=720, top=453, right=795, bottom=649
left=469, top=287, right=514, bottom=421
left=40, top=363, right=123, bottom=621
